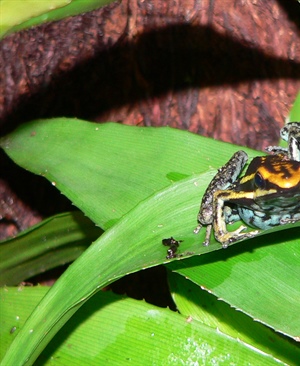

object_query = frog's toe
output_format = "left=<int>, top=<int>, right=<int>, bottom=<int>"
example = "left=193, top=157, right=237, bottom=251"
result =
left=202, top=239, right=210, bottom=246
left=194, top=224, right=202, bottom=234
left=232, top=225, right=248, bottom=235
left=216, top=226, right=260, bottom=248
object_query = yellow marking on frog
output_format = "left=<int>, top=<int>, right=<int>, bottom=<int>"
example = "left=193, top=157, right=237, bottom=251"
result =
left=239, top=172, right=255, bottom=184
left=257, top=164, right=300, bottom=189
left=216, top=188, right=277, bottom=200
left=254, top=188, right=277, bottom=198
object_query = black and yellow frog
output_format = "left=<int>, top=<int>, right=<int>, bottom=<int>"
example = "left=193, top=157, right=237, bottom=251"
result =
left=195, top=122, right=300, bottom=248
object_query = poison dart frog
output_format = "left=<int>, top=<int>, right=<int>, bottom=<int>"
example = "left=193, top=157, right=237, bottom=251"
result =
left=194, top=122, right=300, bottom=248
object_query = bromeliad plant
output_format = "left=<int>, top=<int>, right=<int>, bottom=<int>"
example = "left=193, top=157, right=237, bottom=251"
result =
left=0, top=102, right=300, bottom=364
left=1, top=2, right=300, bottom=364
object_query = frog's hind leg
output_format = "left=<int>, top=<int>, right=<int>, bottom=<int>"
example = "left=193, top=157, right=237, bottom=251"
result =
left=194, top=151, right=248, bottom=246
left=212, top=190, right=260, bottom=248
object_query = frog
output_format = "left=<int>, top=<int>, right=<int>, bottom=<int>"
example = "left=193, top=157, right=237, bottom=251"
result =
left=194, top=122, right=300, bottom=248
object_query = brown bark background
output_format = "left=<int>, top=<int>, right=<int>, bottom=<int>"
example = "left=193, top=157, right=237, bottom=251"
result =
left=1, top=0, right=300, bottom=238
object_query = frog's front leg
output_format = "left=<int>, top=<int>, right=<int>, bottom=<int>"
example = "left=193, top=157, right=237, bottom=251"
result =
left=194, top=150, right=248, bottom=246
left=267, top=122, right=300, bottom=161
left=280, top=122, right=300, bottom=162
left=212, top=190, right=260, bottom=248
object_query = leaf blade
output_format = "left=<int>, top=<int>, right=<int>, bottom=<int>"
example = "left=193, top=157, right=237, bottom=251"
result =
left=0, top=287, right=285, bottom=365
left=0, top=118, right=261, bottom=230
left=0, top=212, right=101, bottom=285
left=168, top=227, right=300, bottom=339
left=168, top=271, right=300, bottom=365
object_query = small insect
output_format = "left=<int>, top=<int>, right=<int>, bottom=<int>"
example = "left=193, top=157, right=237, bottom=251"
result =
left=162, top=237, right=182, bottom=259
left=194, top=122, right=300, bottom=248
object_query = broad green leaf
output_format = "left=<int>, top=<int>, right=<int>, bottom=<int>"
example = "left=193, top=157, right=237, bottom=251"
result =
left=0, top=286, right=285, bottom=365
left=168, top=226, right=300, bottom=339
left=0, top=0, right=116, bottom=39
left=0, top=118, right=261, bottom=230
left=0, top=211, right=101, bottom=286
left=168, top=271, right=300, bottom=365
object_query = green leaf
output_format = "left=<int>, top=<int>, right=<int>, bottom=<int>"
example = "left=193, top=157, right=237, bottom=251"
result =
left=0, top=286, right=285, bottom=365
left=168, top=226, right=300, bottom=339
left=0, top=0, right=116, bottom=39
left=0, top=211, right=101, bottom=286
left=168, top=271, right=300, bottom=365
left=0, top=118, right=260, bottom=230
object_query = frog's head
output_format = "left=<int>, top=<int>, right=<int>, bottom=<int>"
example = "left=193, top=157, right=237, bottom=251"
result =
left=254, top=158, right=300, bottom=192
left=238, top=155, right=300, bottom=209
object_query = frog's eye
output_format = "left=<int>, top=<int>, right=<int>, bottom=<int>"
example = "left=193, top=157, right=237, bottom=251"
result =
left=254, top=172, right=266, bottom=189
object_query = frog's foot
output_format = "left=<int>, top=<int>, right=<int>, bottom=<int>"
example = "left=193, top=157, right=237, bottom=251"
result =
left=214, top=225, right=260, bottom=249
left=194, top=224, right=202, bottom=234
left=194, top=223, right=213, bottom=246
left=265, top=146, right=288, bottom=155
left=280, top=216, right=300, bottom=225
